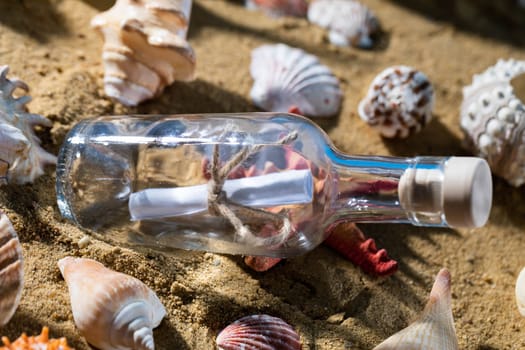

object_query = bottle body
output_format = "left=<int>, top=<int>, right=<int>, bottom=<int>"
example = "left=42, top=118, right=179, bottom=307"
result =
left=56, top=113, right=492, bottom=257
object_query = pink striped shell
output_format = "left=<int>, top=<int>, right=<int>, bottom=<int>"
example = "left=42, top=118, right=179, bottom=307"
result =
left=216, top=314, right=301, bottom=350
left=245, top=0, right=308, bottom=17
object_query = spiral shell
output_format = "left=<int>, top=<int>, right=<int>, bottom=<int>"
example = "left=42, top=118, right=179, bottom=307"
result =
left=0, top=327, right=73, bottom=350
left=0, top=210, right=23, bottom=327
left=250, top=43, right=342, bottom=117
left=58, top=257, right=166, bottom=350
left=245, top=0, right=308, bottom=17
left=358, top=65, right=434, bottom=138
left=91, top=0, right=196, bottom=106
left=307, top=0, right=379, bottom=48
left=460, top=58, right=525, bottom=187
left=216, top=314, right=301, bottom=350
left=0, top=66, right=56, bottom=185
left=516, top=266, right=525, bottom=316
left=373, top=268, right=459, bottom=350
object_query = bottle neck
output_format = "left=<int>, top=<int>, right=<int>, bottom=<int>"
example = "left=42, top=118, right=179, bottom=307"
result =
left=327, top=146, right=451, bottom=227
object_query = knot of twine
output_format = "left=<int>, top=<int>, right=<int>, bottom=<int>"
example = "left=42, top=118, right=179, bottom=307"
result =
left=207, top=132, right=298, bottom=246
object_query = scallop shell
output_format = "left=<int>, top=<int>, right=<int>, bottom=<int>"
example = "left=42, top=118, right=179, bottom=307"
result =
left=0, top=66, right=56, bottom=185
left=0, top=210, right=23, bottom=327
left=1, top=327, right=73, bottom=350
left=91, top=0, right=196, bottom=106
left=216, top=314, right=301, bottom=350
left=516, top=266, right=525, bottom=316
left=58, top=257, right=166, bottom=350
left=460, top=58, right=525, bottom=187
left=373, top=268, right=459, bottom=350
left=245, top=0, right=308, bottom=17
left=358, top=65, right=435, bottom=138
left=307, top=0, right=379, bottom=48
left=250, top=43, right=342, bottom=117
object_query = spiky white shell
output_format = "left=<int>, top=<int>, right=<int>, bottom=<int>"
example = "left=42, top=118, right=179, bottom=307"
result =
left=516, top=266, right=525, bottom=316
left=460, top=59, right=525, bottom=187
left=307, top=0, right=379, bottom=48
left=58, top=257, right=166, bottom=350
left=0, top=66, right=56, bottom=185
left=91, top=0, right=196, bottom=106
left=0, top=210, right=23, bottom=327
left=250, top=43, right=342, bottom=117
left=374, top=268, right=459, bottom=350
left=245, top=0, right=308, bottom=17
left=216, top=314, right=301, bottom=350
left=358, top=65, right=434, bottom=138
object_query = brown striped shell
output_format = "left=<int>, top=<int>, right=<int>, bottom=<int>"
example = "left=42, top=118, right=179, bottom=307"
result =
left=358, top=65, right=434, bottom=138
left=0, top=210, right=23, bottom=326
left=216, top=314, right=301, bottom=350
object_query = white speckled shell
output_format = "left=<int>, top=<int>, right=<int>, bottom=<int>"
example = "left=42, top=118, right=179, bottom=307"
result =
left=216, top=314, right=301, bottom=350
left=358, top=65, right=434, bottom=138
left=516, top=267, right=525, bottom=316
left=91, top=0, right=196, bottom=106
left=374, top=269, right=459, bottom=350
left=0, top=66, right=56, bottom=185
left=58, top=257, right=166, bottom=350
left=245, top=0, right=308, bottom=17
left=0, top=210, right=23, bottom=327
left=307, top=0, right=379, bottom=48
left=250, top=43, right=342, bottom=117
left=460, top=59, right=525, bottom=187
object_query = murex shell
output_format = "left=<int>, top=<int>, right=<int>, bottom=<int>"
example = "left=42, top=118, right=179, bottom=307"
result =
left=245, top=0, right=308, bottom=17
left=0, top=66, right=56, bottom=185
left=0, top=327, right=73, bottom=350
left=0, top=210, right=23, bottom=327
left=358, top=65, right=434, bottom=138
left=307, top=0, right=379, bottom=48
left=58, top=257, right=166, bottom=350
left=374, top=268, right=459, bottom=350
left=91, top=0, right=196, bottom=106
left=460, top=58, right=525, bottom=187
left=516, top=266, right=525, bottom=316
left=216, top=314, right=301, bottom=350
left=250, top=43, right=342, bottom=117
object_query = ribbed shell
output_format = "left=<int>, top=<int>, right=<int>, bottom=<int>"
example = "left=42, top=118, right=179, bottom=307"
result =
left=250, top=43, right=342, bottom=117
left=358, top=65, right=434, bottom=138
left=516, top=266, right=525, bottom=316
left=307, top=0, right=379, bottom=48
left=0, top=210, right=23, bottom=327
left=91, top=0, right=196, bottom=106
left=58, top=257, right=166, bottom=350
left=460, top=58, right=525, bottom=187
left=216, top=314, right=301, bottom=350
left=0, top=66, right=56, bottom=185
left=373, top=268, right=459, bottom=350
left=245, top=0, right=308, bottom=17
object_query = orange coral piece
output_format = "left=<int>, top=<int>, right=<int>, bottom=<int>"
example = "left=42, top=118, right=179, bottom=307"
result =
left=0, top=327, right=73, bottom=350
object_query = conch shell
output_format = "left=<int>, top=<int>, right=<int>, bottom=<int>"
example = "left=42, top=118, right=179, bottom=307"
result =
left=374, top=268, right=459, bottom=350
left=91, top=0, right=196, bottom=106
left=0, top=65, right=56, bottom=185
left=516, top=266, right=525, bottom=316
left=58, top=257, right=166, bottom=350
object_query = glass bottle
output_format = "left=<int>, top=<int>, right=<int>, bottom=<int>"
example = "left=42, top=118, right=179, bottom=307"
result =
left=56, top=113, right=493, bottom=257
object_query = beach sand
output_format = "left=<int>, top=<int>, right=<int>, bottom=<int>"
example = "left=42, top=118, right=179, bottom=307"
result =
left=0, top=0, right=525, bottom=348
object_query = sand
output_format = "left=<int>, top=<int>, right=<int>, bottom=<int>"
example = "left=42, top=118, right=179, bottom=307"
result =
left=0, top=0, right=525, bottom=349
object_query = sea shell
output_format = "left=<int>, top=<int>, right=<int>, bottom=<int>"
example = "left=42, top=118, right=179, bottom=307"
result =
left=516, top=266, right=525, bottom=316
left=373, top=268, right=459, bottom=350
left=216, top=314, right=301, bottom=350
left=460, top=58, right=525, bottom=187
left=245, top=0, right=308, bottom=17
left=250, top=43, right=342, bottom=117
left=307, top=0, right=379, bottom=48
left=358, top=65, right=435, bottom=138
left=1, top=327, right=73, bottom=350
left=58, top=257, right=166, bottom=350
left=91, top=0, right=196, bottom=106
left=0, top=65, right=56, bottom=185
left=0, top=210, right=23, bottom=327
